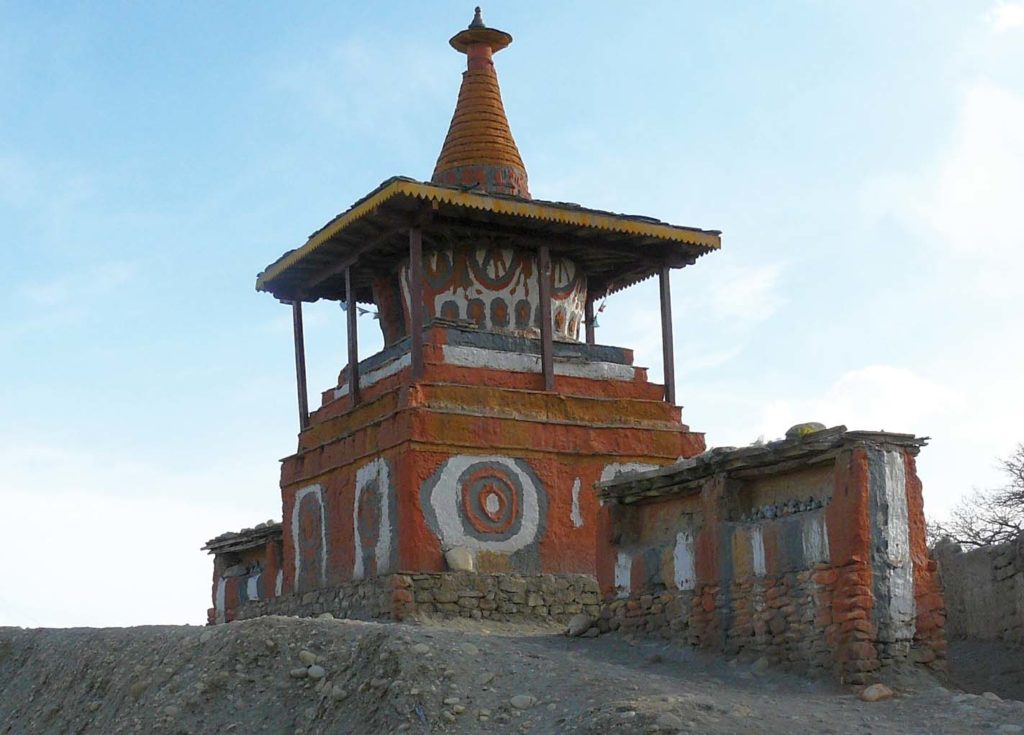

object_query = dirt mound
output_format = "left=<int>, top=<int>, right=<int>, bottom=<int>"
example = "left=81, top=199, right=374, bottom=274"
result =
left=3, top=617, right=1024, bottom=734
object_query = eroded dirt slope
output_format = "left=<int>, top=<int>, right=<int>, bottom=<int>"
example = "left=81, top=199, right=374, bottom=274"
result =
left=1, top=616, right=1022, bottom=734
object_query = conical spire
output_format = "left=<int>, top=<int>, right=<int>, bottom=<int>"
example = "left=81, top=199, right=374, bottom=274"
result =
left=431, top=8, right=530, bottom=198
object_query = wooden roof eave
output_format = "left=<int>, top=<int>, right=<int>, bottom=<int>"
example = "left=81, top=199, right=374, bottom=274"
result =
left=256, top=178, right=722, bottom=303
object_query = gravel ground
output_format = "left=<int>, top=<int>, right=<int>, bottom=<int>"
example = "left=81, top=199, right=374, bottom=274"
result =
left=1, top=616, right=1023, bottom=734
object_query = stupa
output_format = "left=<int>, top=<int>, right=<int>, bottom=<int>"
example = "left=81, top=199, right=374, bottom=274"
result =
left=204, top=8, right=720, bottom=624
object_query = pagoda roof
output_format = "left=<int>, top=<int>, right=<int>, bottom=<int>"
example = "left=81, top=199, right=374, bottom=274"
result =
left=256, top=176, right=721, bottom=304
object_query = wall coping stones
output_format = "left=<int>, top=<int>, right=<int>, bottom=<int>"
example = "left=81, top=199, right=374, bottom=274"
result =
left=596, top=426, right=928, bottom=505
left=203, top=521, right=282, bottom=555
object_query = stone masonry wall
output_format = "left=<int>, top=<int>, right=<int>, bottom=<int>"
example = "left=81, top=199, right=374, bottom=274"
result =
left=229, top=572, right=599, bottom=625
left=596, top=429, right=946, bottom=684
left=937, top=535, right=1024, bottom=644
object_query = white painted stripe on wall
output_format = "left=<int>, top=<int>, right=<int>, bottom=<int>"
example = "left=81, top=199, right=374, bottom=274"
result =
left=214, top=578, right=226, bottom=625
left=801, top=513, right=830, bottom=564
left=291, top=484, right=326, bottom=588
left=673, top=530, right=696, bottom=590
left=334, top=353, right=412, bottom=399
left=883, top=449, right=916, bottom=639
left=353, top=457, right=392, bottom=579
left=615, top=551, right=632, bottom=598
left=570, top=477, right=584, bottom=528
left=441, top=344, right=636, bottom=381
left=246, top=574, right=260, bottom=601
left=751, top=526, right=766, bottom=577
left=275, top=569, right=283, bottom=597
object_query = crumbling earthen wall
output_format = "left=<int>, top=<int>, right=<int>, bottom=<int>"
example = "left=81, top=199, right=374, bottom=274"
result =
left=597, top=429, right=946, bottom=683
left=936, top=535, right=1024, bottom=644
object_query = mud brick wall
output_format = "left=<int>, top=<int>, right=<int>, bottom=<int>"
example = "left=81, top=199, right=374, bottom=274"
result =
left=596, top=428, right=946, bottom=683
left=226, top=572, right=599, bottom=625
left=936, top=535, right=1024, bottom=644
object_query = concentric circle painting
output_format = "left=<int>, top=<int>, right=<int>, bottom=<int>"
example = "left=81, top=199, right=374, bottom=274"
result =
left=421, top=455, right=547, bottom=554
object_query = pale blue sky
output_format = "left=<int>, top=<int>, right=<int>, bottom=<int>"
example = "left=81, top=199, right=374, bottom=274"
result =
left=2, top=2, right=1022, bottom=626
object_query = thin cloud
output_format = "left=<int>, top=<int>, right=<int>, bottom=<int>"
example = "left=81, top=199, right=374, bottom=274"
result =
left=987, top=1, right=1024, bottom=33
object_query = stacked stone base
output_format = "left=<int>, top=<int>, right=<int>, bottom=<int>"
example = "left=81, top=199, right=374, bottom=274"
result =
left=600, top=564, right=945, bottom=683
left=227, top=573, right=599, bottom=625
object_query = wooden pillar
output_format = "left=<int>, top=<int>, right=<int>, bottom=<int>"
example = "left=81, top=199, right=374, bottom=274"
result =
left=345, top=265, right=360, bottom=406
left=291, top=301, right=310, bottom=430
left=408, top=227, right=424, bottom=380
left=584, top=293, right=596, bottom=346
left=659, top=267, right=676, bottom=404
left=538, top=246, right=555, bottom=391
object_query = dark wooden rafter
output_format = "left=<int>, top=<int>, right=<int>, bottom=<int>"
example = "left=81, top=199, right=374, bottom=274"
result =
left=584, top=294, right=596, bottom=345
left=659, top=267, right=675, bottom=405
left=345, top=265, right=360, bottom=406
left=297, top=224, right=400, bottom=298
left=538, top=245, right=555, bottom=391
left=291, top=301, right=310, bottom=430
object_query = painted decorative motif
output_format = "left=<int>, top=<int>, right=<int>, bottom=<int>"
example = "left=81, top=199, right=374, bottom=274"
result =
left=420, top=455, right=547, bottom=556
left=353, top=458, right=396, bottom=580
left=397, top=245, right=586, bottom=342
left=292, top=485, right=326, bottom=593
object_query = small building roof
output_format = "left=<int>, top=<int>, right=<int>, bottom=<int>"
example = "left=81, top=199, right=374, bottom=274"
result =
left=595, top=426, right=928, bottom=505
left=202, top=521, right=282, bottom=555
left=256, top=176, right=721, bottom=304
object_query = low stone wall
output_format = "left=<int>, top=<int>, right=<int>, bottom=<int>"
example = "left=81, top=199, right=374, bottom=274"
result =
left=937, top=536, right=1024, bottom=644
left=228, top=572, right=599, bottom=624
left=595, top=428, right=946, bottom=683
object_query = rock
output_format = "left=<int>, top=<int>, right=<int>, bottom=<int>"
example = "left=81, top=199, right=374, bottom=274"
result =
left=307, top=665, right=326, bottom=680
left=199, top=630, right=214, bottom=644
left=289, top=668, right=308, bottom=679
left=164, top=705, right=180, bottom=717
left=654, top=712, right=683, bottom=729
left=982, top=691, right=1002, bottom=701
left=460, top=643, right=479, bottom=656
left=441, top=710, right=456, bottom=723
left=317, top=612, right=335, bottom=620
left=443, top=697, right=460, bottom=705
left=750, top=657, right=770, bottom=674
left=859, top=683, right=894, bottom=702
left=298, top=650, right=318, bottom=666
left=785, top=422, right=826, bottom=439
left=510, top=694, right=536, bottom=710
left=478, top=672, right=495, bottom=685
left=565, top=613, right=593, bottom=637
left=582, top=627, right=600, bottom=638
left=444, top=547, right=475, bottom=572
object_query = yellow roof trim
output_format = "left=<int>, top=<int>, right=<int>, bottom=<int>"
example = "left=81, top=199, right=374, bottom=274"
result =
left=257, top=179, right=721, bottom=291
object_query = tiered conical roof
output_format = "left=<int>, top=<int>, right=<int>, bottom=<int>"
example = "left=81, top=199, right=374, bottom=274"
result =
left=431, top=7, right=530, bottom=199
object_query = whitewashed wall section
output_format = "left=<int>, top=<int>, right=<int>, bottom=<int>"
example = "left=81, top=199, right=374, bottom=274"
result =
left=674, top=530, right=697, bottom=590
left=214, top=578, right=227, bottom=625
left=871, top=449, right=916, bottom=642
left=614, top=551, right=632, bottom=598
left=420, top=455, right=548, bottom=569
left=292, top=484, right=327, bottom=593
left=353, top=457, right=396, bottom=580
left=801, top=512, right=830, bottom=564
left=750, top=526, right=767, bottom=577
